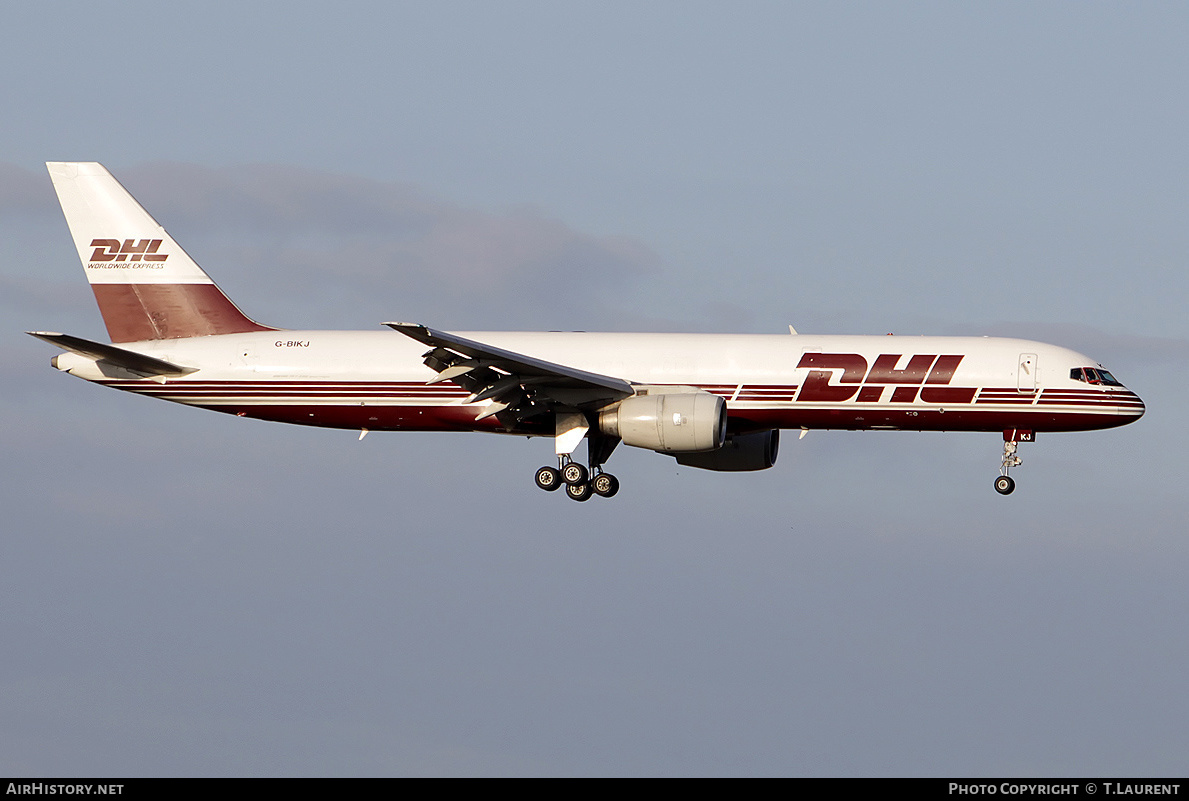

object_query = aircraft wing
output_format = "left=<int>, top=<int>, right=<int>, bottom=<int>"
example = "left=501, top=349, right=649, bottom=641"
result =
left=384, top=322, right=634, bottom=423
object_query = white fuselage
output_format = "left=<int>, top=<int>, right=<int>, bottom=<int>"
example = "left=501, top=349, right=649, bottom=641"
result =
left=53, top=330, right=1144, bottom=437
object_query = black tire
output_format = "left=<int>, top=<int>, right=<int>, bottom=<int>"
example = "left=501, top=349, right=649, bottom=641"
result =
left=592, top=473, right=620, bottom=498
left=994, top=475, right=1016, bottom=495
left=565, top=481, right=593, bottom=502
left=535, top=466, right=562, bottom=491
left=562, top=462, right=588, bottom=486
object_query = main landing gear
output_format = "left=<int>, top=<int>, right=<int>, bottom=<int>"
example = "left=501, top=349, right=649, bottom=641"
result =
left=535, top=455, right=620, bottom=501
left=994, top=429, right=1031, bottom=495
left=536, top=420, right=622, bottom=502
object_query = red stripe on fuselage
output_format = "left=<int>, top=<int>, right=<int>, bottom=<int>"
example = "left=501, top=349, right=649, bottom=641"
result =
left=93, top=378, right=1140, bottom=435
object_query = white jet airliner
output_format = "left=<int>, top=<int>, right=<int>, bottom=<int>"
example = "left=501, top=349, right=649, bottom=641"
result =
left=31, top=162, right=1144, bottom=500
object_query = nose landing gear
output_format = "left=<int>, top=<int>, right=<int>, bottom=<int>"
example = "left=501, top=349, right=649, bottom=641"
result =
left=995, top=429, right=1031, bottom=495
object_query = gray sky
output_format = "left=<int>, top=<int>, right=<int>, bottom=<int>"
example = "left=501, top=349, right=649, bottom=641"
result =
left=2, top=1, right=1186, bottom=776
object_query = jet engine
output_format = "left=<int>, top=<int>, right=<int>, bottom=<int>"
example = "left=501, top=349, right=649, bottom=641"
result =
left=674, top=429, right=780, bottom=471
left=598, top=390, right=727, bottom=453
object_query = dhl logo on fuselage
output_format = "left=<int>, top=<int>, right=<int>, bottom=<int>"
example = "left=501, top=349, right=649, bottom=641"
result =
left=88, top=238, right=168, bottom=263
left=796, top=352, right=976, bottom=404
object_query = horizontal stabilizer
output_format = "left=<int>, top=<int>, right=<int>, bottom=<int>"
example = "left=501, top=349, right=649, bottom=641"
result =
left=27, top=332, right=197, bottom=377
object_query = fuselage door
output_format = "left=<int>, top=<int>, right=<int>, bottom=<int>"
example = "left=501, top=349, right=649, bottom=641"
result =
left=1017, top=353, right=1038, bottom=394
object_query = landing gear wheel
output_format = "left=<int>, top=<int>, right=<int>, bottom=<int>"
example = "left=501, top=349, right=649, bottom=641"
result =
left=534, top=466, right=562, bottom=491
left=994, top=475, right=1016, bottom=495
left=562, top=462, right=588, bottom=486
left=592, top=473, right=620, bottom=498
left=565, top=481, right=593, bottom=502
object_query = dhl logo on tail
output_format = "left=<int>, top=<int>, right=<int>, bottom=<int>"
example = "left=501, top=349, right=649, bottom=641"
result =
left=88, top=238, right=168, bottom=263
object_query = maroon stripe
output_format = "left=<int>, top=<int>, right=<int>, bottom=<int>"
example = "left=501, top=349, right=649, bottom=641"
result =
left=1041, top=393, right=1118, bottom=399
left=207, top=403, right=1133, bottom=435
left=1037, top=400, right=1128, bottom=407
left=129, top=387, right=463, bottom=396
left=104, top=381, right=468, bottom=391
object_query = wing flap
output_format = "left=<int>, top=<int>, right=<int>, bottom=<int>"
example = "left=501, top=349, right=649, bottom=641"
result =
left=386, top=323, right=633, bottom=395
left=384, top=322, right=634, bottom=425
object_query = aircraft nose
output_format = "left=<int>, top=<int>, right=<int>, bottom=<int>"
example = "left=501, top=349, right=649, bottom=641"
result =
left=1121, top=389, right=1145, bottom=420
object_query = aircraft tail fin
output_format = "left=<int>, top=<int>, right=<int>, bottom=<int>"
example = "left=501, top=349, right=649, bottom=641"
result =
left=46, top=162, right=274, bottom=342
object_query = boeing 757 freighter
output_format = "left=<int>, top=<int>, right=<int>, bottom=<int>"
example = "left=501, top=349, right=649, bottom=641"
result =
left=30, top=163, right=1144, bottom=500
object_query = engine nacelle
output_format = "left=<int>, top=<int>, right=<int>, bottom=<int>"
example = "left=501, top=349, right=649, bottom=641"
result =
left=674, top=429, right=779, bottom=472
left=599, top=390, right=727, bottom=453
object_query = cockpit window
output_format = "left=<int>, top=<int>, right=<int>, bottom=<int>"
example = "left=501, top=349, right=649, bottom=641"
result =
left=1070, top=367, right=1123, bottom=387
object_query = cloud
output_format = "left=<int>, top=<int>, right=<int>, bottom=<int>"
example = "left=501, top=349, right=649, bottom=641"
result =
left=106, top=162, right=664, bottom=331
left=3, top=160, right=667, bottom=333
left=3, top=160, right=778, bottom=336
